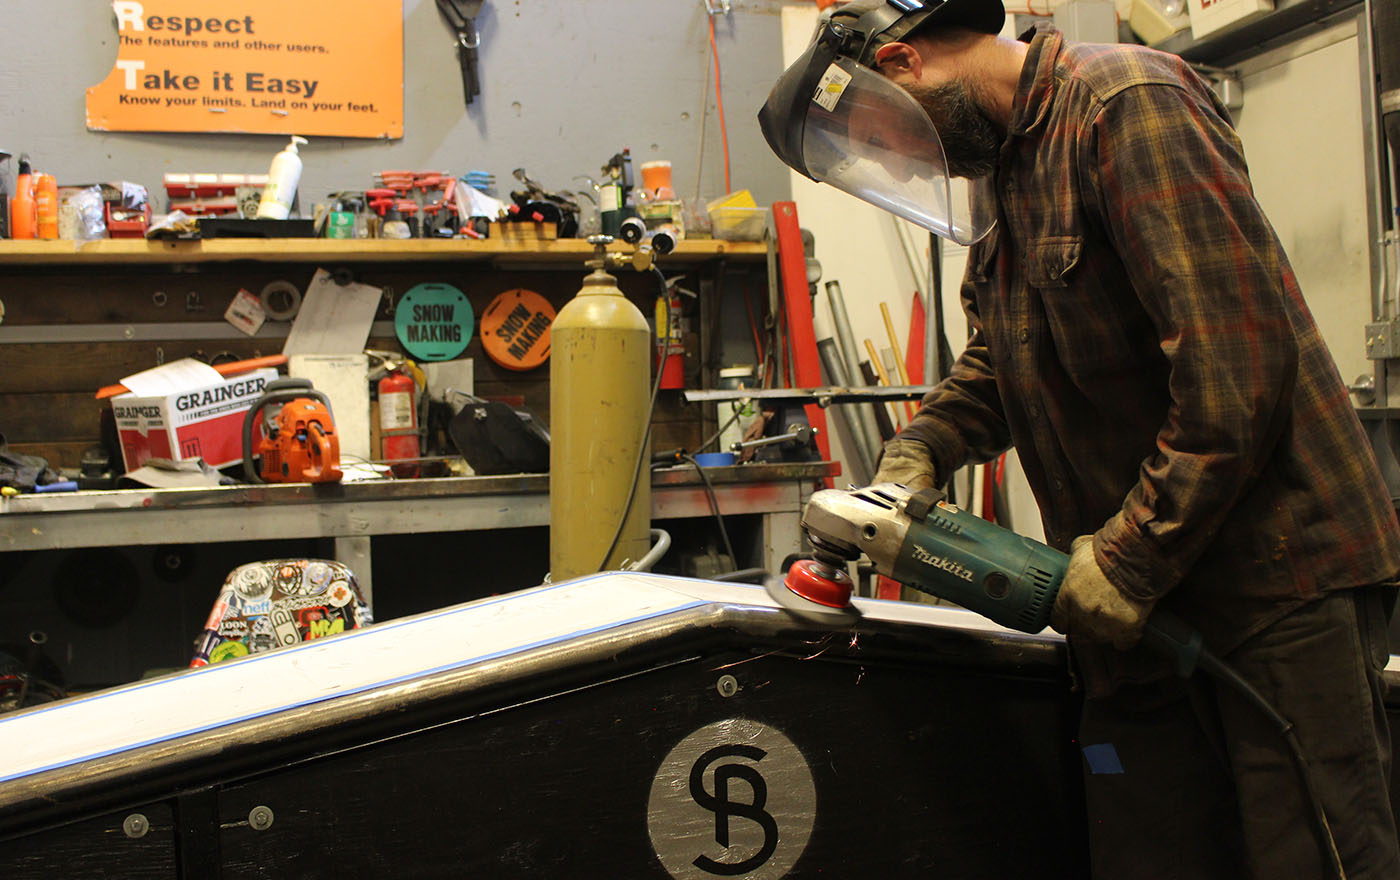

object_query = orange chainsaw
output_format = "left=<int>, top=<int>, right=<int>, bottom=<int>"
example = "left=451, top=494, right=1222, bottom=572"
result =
left=241, top=378, right=343, bottom=483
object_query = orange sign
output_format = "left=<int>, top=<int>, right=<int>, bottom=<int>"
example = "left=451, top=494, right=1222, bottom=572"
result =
left=86, top=0, right=403, bottom=138
left=481, top=289, right=556, bottom=371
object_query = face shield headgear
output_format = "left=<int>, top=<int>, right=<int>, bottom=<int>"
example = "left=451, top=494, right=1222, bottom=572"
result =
left=758, top=0, right=1005, bottom=246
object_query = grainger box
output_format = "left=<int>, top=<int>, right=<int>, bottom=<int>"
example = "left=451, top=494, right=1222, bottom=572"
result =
left=112, top=368, right=279, bottom=471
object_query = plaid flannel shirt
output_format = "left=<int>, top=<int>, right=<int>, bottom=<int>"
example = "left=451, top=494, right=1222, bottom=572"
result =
left=900, top=25, right=1400, bottom=686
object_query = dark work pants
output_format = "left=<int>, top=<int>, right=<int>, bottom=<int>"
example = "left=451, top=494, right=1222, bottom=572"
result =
left=1079, top=587, right=1400, bottom=880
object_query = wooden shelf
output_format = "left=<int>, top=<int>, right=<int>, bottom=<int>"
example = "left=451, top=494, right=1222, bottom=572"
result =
left=0, top=237, right=768, bottom=266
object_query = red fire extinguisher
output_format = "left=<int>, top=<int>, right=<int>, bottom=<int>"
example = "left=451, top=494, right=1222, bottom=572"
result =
left=655, top=284, right=685, bottom=390
left=379, top=364, right=420, bottom=477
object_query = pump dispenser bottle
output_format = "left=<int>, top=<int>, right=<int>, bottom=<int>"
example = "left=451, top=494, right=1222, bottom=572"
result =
left=256, top=136, right=308, bottom=220
left=0, top=151, right=12, bottom=239
left=10, top=155, right=35, bottom=240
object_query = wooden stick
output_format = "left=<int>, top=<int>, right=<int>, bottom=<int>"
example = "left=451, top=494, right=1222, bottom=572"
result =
left=864, top=338, right=905, bottom=429
left=879, top=302, right=916, bottom=421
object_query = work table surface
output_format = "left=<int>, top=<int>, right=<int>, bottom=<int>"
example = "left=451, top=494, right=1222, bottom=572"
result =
left=0, top=462, right=839, bottom=551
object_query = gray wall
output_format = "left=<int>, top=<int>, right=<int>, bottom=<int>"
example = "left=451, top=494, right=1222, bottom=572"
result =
left=0, top=1, right=792, bottom=216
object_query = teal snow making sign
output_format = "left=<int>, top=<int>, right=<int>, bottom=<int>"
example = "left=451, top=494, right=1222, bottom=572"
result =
left=395, top=283, right=474, bottom=361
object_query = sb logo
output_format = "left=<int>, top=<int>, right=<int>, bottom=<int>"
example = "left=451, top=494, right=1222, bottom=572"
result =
left=688, top=744, right=780, bottom=875
left=648, top=720, right=816, bottom=879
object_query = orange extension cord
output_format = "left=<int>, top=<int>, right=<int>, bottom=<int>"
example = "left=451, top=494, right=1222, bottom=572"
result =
left=708, top=12, right=732, bottom=195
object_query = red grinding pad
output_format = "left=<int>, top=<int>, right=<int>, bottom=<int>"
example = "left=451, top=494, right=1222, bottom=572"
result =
left=783, top=559, right=854, bottom=609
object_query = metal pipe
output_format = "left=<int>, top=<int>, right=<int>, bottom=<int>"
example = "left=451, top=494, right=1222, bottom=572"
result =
left=891, top=215, right=926, bottom=306
left=1391, top=141, right=1400, bottom=327
left=684, top=385, right=937, bottom=405
left=824, top=280, right=887, bottom=458
left=924, top=272, right=938, bottom=385
left=731, top=425, right=816, bottom=451
left=889, top=215, right=940, bottom=387
left=1362, top=0, right=1400, bottom=409
left=1363, top=0, right=1397, bottom=322
left=825, top=280, right=865, bottom=377
left=627, top=529, right=672, bottom=572
left=817, top=338, right=876, bottom=483
left=817, top=337, right=876, bottom=474
left=1357, top=8, right=1390, bottom=407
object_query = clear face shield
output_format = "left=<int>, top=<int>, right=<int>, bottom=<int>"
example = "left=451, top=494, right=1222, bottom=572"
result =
left=758, top=18, right=995, bottom=246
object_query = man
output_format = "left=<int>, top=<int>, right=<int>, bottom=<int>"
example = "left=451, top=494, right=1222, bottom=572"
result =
left=759, top=1, right=1400, bottom=877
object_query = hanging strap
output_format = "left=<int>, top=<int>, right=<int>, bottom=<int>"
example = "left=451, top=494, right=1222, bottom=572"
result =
left=436, top=0, right=485, bottom=107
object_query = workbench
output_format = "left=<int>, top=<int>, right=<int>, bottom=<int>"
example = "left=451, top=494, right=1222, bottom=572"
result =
left=0, top=462, right=836, bottom=603
left=0, top=234, right=801, bottom=600
left=0, top=235, right=819, bottom=687
left=0, top=461, right=836, bottom=688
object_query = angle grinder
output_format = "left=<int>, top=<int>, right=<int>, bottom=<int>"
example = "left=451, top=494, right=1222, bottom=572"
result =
left=770, top=483, right=1206, bottom=670
left=767, top=483, right=1345, bottom=878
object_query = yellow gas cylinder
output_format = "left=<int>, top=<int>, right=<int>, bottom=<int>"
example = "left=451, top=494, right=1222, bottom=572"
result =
left=549, top=236, right=652, bottom=580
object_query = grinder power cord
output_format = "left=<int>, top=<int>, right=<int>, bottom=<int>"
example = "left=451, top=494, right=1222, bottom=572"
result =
left=768, top=483, right=1346, bottom=879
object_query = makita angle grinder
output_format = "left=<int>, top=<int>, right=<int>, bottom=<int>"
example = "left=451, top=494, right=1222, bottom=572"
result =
left=789, top=483, right=1067, bottom=632
left=772, top=482, right=1200, bottom=672
left=767, top=483, right=1345, bottom=878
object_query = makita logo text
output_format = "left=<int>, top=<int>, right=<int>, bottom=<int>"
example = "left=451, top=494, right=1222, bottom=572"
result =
left=910, top=546, right=975, bottom=582
left=115, top=405, right=163, bottom=419
left=175, top=377, right=268, bottom=412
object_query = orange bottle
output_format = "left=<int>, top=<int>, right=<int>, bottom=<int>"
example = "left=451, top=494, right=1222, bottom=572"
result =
left=34, top=173, right=57, bottom=239
left=9, top=156, right=35, bottom=240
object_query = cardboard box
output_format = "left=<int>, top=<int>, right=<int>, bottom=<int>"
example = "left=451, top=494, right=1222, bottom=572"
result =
left=112, top=368, right=279, bottom=471
left=1187, top=0, right=1272, bottom=39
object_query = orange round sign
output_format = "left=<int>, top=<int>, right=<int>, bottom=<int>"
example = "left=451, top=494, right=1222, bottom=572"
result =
left=480, top=288, right=555, bottom=371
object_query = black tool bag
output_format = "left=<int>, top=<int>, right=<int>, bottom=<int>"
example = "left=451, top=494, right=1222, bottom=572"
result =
left=447, top=399, right=550, bottom=475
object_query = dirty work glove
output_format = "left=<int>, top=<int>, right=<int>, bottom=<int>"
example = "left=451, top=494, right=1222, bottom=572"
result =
left=873, top=437, right=937, bottom=492
left=1050, top=536, right=1154, bottom=650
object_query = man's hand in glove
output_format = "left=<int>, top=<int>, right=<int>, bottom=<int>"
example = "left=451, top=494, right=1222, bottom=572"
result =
left=873, top=437, right=937, bottom=492
left=1050, top=536, right=1155, bottom=650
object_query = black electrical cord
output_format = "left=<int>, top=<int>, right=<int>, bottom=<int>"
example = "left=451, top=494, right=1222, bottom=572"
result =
left=1195, top=650, right=1346, bottom=879
left=697, top=406, right=744, bottom=454
left=682, top=452, right=737, bottom=569
left=597, top=265, right=673, bottom=573
left=1143, top=614, right=1345, bottom=878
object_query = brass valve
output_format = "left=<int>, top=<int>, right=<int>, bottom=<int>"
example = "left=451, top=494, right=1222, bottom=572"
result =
left=586, top=233, right=655, bottom=273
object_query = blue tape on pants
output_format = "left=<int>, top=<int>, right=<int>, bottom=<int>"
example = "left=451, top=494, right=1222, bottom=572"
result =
left=1082, top=743, right=1124, bottom=775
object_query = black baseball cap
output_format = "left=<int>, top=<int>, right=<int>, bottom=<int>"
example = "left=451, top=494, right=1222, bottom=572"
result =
left=826, top=0, right=1007, bottom=67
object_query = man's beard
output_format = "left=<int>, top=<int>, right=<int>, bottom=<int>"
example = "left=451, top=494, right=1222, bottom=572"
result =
left=902, top=80, right=1002, bottom=179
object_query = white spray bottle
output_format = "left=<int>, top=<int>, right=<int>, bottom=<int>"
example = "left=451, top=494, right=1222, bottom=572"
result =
left=256, top=136, right=308, bottom=220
